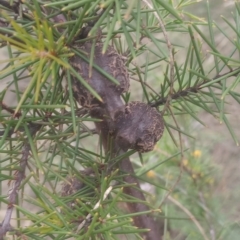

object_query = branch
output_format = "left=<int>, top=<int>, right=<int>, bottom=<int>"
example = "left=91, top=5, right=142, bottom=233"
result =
left=150, top=67, right=240, bottom=107
left=70, top=25, right=163, bottom=238
left=92, top=111, right=163, bottom=240
left=0, top=123, right=41, bottom=239
left=150, top=86, right=198, bottom=107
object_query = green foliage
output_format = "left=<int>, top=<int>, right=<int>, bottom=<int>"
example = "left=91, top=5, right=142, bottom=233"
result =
left=0, top=0, right=240, bottom=239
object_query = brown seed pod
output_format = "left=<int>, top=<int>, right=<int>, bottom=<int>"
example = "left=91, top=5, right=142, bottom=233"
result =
left=70, top=42, right=129, bottom=110
left=114, top=101, right=164, bottom=153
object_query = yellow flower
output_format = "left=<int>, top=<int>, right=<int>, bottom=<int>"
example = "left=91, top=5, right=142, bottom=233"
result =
left=146, top=170, right=156, bottom=178
left=183, top=159, right=188, bottom=166
left=192, top=150, right=202, bottom=158
left=207, top=178, right=214, bottom=185
left=192, top=174, right=197, bottom=179
left=173, top=193, right=179, bottom=199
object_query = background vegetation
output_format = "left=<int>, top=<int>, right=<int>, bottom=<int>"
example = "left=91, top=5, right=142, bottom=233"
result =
left=0, top=0, right=240, bottom=239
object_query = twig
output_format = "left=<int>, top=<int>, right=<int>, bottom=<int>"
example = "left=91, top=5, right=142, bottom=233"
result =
left=168, top=195, right=210, bottom=240
left=198, top=191, right=216, bottom=240
left=0, top=124, right=41, bottom=239
left=0, top=101, right=21, bottom=118
left=158, top=106, right=184, bottom=209
left=142, top=0, right=175, bottom=114
left=76, top=186, right=113, bottom=232
left=151, top=67, right=240, bottom=107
